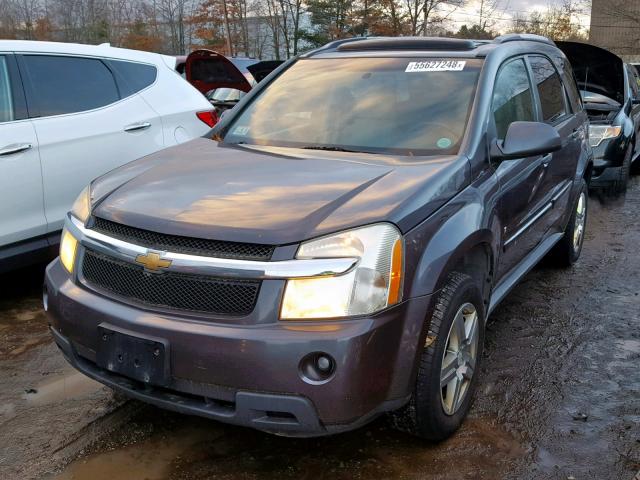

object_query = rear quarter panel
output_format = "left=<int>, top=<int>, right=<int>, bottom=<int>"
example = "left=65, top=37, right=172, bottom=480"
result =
left=139, top=63, right=213, bottom=145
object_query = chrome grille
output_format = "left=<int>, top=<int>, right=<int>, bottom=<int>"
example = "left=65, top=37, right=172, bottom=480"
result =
left=91, top=217, right=274, bottom=260
left=82, top=250, right=260, bottom=316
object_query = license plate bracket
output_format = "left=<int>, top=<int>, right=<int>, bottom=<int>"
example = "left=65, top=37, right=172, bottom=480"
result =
left=96, top=325, right=170, bottom=387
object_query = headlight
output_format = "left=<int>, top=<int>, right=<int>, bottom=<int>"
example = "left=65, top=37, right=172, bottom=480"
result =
left=589, top=125, right=622, bottom=148
left=60, top=228, right=78, bottom=273
left=71, top=185, right=91, bottom=223
left=280, top=224, right=403, bottom=320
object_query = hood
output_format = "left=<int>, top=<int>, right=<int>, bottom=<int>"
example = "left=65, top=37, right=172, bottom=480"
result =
left=556, top=41, right=625, bottom=104
left=91, top=139, right=470, bottom=245
left=581, top=91, right=621, bottom=110
left=184, top=49, right=253, bottom=94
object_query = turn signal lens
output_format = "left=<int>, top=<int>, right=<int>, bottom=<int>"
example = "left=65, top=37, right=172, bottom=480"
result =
left=387, top=238, right=404, bottom=305
left=60, top=229, right=78, bottom=273
left=70, top=186, right=91, bottom=224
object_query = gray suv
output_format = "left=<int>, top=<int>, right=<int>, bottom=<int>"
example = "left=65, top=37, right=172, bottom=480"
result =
left=44, top=35, right=592, bottom=440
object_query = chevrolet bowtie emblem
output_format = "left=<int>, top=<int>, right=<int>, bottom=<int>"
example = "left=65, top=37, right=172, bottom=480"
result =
left=135, top=252, right=172, bottom=271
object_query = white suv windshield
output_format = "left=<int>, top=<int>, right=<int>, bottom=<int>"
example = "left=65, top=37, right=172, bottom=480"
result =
left=224, top=57, right=482, bottom=155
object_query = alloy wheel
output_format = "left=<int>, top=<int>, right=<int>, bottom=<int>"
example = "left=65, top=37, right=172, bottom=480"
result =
left=440, top=302, right=480, bottom=416
left=573, top=192, right=587, bottom=252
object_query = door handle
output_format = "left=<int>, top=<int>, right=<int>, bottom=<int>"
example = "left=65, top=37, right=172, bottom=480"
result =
left=0, top=143, right=32, bottom=156
left=123, top=122, right=151, bottom=132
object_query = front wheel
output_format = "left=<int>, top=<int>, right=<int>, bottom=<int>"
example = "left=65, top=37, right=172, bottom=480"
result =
left=391, top=272, right=484, bottom=440
left=606, top=145, right=632, bottom=196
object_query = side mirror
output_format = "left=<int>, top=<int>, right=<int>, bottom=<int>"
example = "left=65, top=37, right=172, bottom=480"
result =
left=491, top=121, right=562, bottom=161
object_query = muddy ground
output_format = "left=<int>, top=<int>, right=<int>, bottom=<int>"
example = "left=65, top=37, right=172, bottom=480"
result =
left=1, top=179, right=639, bottom=480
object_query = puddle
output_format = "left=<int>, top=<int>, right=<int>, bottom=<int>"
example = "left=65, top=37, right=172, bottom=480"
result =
left=53, top=425, right=220, bottom=480
left=24, top=371, right=104, bottom=406
left=53, top=413, right=525, bottom=480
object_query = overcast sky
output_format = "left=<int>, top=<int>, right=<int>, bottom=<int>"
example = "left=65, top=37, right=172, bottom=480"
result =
left=447, top=0, right=591, bottom=32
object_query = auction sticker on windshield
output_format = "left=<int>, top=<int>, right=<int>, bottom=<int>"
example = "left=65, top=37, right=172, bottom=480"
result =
left=405, top=60, right=466, bottom=72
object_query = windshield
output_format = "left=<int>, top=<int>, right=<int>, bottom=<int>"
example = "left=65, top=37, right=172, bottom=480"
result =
left=223, top=57, right=482, bottom=155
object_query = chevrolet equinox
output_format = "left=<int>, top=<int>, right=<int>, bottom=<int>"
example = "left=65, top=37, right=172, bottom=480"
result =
left=44, top=35, right=593, bottom=440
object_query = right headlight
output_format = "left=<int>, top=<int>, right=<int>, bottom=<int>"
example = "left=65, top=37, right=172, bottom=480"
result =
left=280, top=223, right=404, bottom=320
left=589, top=125, right=622, bottom=148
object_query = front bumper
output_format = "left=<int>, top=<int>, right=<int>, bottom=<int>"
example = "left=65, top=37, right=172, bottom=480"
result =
left=45, top=259, right=432, bottom=436
left=589, top=135, right=631, bottom=187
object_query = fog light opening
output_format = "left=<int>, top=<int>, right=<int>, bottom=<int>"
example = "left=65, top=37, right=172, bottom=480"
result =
left=299, top=352, right=336, bottom=385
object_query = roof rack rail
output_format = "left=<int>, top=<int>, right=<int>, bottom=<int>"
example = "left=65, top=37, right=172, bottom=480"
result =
left=301, top=37, right=372, bottom=57
left=336, top=37, right=479, bottom=52
left=493, top=34, right=555, bottom=46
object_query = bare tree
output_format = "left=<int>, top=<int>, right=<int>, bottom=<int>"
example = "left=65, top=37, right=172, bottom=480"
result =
left=475, top=0, right=501, bottom=31
left=14, top=0, right=42, bottom=39
left=404, top=0, right=462, bottom=36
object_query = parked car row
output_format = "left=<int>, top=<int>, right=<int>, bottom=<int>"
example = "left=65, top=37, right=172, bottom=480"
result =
left=45, top=34, right=594, bottom=440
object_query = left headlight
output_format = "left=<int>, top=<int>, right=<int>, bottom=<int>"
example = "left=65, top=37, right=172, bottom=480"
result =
left=70, top=185, right=91, bottom=223
left=280, top=223, right=404, bottom=320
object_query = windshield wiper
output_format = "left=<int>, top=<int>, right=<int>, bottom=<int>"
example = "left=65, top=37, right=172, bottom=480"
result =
left=302, top=145, right=369, bottom=154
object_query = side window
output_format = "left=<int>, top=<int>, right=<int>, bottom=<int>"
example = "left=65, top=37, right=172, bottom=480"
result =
left=559, top=57, right=582, bottom=112
left=0, top=56, right=14, bottom=123
left=107, top=60, right=157, bottom=98
left=22, top=55, right=120, bottom=117
left=529, top=56, right=567, bottom=123
left=492, top=58, right=536, bottom=140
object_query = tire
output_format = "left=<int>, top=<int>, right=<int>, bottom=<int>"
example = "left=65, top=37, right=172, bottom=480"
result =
left=391, top=272, right=484, bottom=441
left=548, top=179, right=588, bottom=267
left=606, top=145, right=632, bottom=196
left=631, top=149, right=640, bottom=175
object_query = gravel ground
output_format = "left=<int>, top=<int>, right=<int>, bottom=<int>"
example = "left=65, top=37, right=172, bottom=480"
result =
left=0, top=178, right=639, bottom=480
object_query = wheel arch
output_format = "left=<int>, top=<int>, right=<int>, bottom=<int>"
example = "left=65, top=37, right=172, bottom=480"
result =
left=405, top=203, right=498, bottom=304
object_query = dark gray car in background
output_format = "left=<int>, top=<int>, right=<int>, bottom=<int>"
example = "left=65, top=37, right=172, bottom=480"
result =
left=557, top=41, right=640, bottom=195
left=44, top=34, right=592, bottom=440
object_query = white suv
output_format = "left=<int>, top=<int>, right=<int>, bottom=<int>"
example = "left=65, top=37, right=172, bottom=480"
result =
left=0, top=41, right=215, bottom=272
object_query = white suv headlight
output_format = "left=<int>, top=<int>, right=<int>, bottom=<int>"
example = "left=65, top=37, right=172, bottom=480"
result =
left=280, top=223, right=404, bottom=320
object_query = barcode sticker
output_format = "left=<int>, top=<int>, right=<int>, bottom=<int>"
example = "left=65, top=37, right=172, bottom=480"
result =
left=406, top=60, right=466, bottom=72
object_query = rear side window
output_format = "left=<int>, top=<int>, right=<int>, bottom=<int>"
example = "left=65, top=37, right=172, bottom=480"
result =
left=492, top=59, right=536, bottom=139
left=529, top=56, right=567, bottom=123
left=22, top=55, right=119, bottom=117
left=0, top=57, right=14, bottom=123
left=557, top=56, right=582, bottom=112
left=107, top=60, right=157, bottom=97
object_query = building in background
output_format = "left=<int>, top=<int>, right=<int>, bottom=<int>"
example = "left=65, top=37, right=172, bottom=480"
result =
left=590, top=0, right=640, bottom=62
